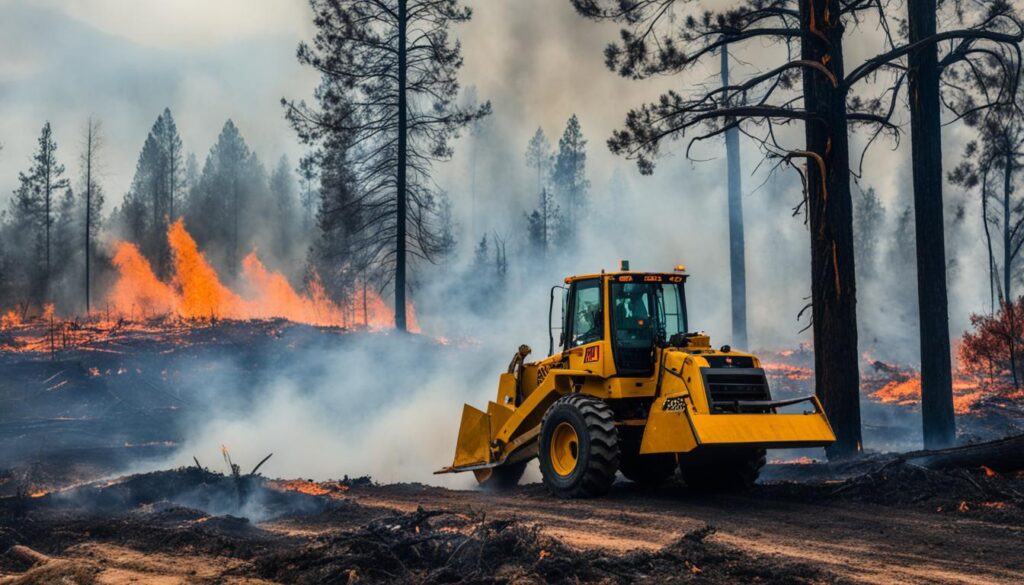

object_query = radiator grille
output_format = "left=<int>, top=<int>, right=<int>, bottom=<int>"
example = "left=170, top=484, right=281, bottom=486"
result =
left=702, top=368, right=772, bottom=413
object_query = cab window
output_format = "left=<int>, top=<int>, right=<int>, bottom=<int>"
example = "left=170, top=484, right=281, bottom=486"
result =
left=568, top=279, right=602, bottom=347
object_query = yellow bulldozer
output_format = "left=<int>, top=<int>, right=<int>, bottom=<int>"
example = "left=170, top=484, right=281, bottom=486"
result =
left=438, top=263, right=836, bottom=498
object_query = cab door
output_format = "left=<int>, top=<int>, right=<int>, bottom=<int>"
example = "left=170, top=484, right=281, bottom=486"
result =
left=563, top=278, right=610, bottom=375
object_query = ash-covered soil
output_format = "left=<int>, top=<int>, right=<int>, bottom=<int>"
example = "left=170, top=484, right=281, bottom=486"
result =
left=0, top=319, right=441, bottom=497
left=1, top=461, right=1023, bottom=584
left=0, top=467, right=850, bottom=584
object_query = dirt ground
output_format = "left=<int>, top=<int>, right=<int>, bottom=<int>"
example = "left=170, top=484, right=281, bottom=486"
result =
left=1, top=465, right=1022, bottom=585
left=341, top=480, right=1024, bottom=585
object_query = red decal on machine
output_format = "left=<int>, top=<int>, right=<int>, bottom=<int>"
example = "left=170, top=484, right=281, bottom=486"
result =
left=584, top=346, right=600, bottom=363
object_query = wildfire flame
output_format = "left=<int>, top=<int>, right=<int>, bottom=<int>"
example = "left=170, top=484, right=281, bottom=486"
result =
left=2, top=309, right=23, bottom=329
left=868, top=372, right=999, bottom=414
left=269, top=479, right=350, bottom=499
left=108, top=219, right=418, bottom=331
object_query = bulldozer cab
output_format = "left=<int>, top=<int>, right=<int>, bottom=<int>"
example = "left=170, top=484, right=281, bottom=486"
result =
left=550, top=272, right=688, bottom=377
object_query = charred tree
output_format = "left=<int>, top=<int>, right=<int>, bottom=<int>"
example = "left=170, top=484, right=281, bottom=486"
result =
left=798, top=0, right=861, bottom=457
left=906, top=1, right=955, bottom=448
left=80, top=117, right=104, bottom=314
left=285, top=0, right=490, bottom=331
left=721, top=44, right=749, bottom=350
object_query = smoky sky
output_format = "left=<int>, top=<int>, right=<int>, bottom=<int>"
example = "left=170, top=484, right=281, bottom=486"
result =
left=0, top=0, right=1017, bottom=358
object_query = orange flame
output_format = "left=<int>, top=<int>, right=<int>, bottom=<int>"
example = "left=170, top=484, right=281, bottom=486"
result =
left=1, top=310, right=22, bottom=329
left=868, top=371, right=993, bottom=415
left=106, top=219, right=417, bottom=330
left=269, top=479, right=350, bottom=498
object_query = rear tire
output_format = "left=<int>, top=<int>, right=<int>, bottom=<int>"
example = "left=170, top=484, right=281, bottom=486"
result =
left=619, top=453, right=677, bottom=486
left=539, top=394, right=620, bottom=498
left=679, top=448, right=766, bottom=492
left=474, top=460, right=528, bottom=490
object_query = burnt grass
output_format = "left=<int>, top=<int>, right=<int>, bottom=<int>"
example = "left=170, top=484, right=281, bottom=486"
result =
left=759, top=456, right=1024, bottom=523
left=0, top=468, right=850, bottom=584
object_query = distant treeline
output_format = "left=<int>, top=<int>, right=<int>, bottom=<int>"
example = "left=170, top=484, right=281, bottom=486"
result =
left=0, top=110, right=314, bottom=315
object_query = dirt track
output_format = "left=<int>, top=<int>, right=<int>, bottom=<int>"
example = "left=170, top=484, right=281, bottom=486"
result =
left=340, top=480, right=1024, bottom=585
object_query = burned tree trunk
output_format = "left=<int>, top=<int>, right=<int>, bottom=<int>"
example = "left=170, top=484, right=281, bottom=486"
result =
left=395, top=0, right=409, bottom=332
left=908, top=0, right=956, bottom=449
left=721, top=44, right=749, bottom=350
left=800, top=0, right=862, bottom=458
left=1003, top=147, right=1014, bottom=302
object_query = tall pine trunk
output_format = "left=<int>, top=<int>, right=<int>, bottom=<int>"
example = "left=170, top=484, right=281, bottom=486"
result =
left=982, top=173, right=996, bottom=312
left=1004, top=147, right=1014, bottom=302
left=395, top=0, right=409, bottom=331
left=45, top=163, right=52, bottom=281
left=721, top=44, right=748, bottom=349
left=908, top=0, right=956, bottom=448
left=800, top=0, right=862, bottom=458
left=85, top=129, right=92, bottom=314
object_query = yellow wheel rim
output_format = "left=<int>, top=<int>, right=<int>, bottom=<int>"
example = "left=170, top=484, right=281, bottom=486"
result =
left=549, top=422, right=580, bottom=476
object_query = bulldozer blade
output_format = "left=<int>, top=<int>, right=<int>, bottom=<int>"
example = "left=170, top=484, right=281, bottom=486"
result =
left=451, top=404, right=491, bottom=469
left=641, top=395, right=836, bottom=454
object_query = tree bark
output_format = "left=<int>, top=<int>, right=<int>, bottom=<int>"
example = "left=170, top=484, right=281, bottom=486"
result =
left=908, top=0, right=956, bottom=449
left=395, top=0, right=409, bottom=332
left=800, top=0, right=862, bottom=458
left=721, top=44, right=748, bottom=349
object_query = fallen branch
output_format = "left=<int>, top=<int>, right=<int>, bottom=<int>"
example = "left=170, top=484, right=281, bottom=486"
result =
left=905, top=433, right=1024, bottom=473
left=250, top=453, right=274, bottom=476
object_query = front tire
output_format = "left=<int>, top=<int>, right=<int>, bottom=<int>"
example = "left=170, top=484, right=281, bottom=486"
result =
left=539, top=394, right=620, bottom=498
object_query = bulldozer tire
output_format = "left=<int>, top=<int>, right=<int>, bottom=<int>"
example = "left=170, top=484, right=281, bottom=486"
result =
left=619, top=453, right=677, bottom=486
left=679, top=448, right=766, bottom=492
left=473, top=461, right=527, bottom=490
left=539, top=394, right=620, bottom=498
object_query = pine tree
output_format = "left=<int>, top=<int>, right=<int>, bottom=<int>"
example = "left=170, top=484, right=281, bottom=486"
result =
left=307, top=135, right=364, bottom=306
left=526, top=210, right=545, bottom=257
left=186, top=120, right=259, bottom=275
left=472, top=236, right=489, bottom=271
left=10, top=122, right=69, bottom=301
left=437, top=191, right=458, bottom=274
left=160, top=109, right=185, bottom=223
left=285, top=0, right=491, bottom=331
left=853, top=187, right=885, bottom=279
left=80, top=117, right=104, bottom=313
left=551, top=115, right=589, bottom=242
left=297, top=155, right=318, bottom=232
left=269, top=155, right=299, bottom=262
left=525, top=127, right=553, bottom=199
left=53, top=187, right=78, bottom=281
left=118, top=109, right=185, bottom=277
left=889, top=206, right=919, bottom=328
left=525, top=187, right=560, bottom=256
left=525, top=129, right=556, bottom=254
